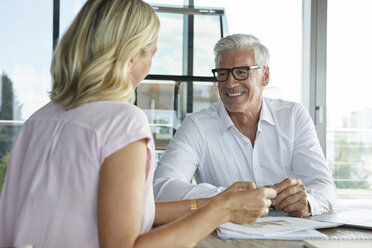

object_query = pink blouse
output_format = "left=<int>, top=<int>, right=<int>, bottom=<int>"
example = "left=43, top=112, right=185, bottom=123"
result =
left=0, top=101, right=155, bottom=248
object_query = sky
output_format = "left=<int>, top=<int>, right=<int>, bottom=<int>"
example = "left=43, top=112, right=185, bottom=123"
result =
left=0, top=0, right=371, bottom=129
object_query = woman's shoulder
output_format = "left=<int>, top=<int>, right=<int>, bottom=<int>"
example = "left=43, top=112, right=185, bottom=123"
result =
left=76, top=101, right=148, bottom=128
left=81, top=101, right=143, bottom=114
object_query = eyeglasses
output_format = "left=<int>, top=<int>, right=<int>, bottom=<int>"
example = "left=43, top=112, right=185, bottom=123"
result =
left=211, top=65, right=264, bottom=82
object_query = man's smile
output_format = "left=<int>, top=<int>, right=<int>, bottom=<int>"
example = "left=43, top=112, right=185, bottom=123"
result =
left=226, top=92, right=245, bottom=97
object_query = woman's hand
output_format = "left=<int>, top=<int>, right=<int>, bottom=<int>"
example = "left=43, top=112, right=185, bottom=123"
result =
left=214, top=182, right=277, bottom=224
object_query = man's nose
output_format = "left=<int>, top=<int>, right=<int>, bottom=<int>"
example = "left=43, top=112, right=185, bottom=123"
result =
left=224, top=73, right=239, bottom=88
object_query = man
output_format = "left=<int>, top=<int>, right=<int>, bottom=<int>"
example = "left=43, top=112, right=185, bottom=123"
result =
left=153, top=34, right=336, bottom=217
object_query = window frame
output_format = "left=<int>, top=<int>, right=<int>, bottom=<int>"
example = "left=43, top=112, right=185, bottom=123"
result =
left=146, top=4, right=227, bottom=118
left=5, top=0, right=370, bottom=196
left=302, top=0, right=327, bottom=153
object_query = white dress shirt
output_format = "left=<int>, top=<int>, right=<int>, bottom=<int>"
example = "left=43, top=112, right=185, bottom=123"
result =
left=153, top=97, right=336, bottom=216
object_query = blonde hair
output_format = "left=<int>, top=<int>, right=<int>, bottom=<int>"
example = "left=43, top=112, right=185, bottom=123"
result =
left=50, top=0, right=160, bottom=110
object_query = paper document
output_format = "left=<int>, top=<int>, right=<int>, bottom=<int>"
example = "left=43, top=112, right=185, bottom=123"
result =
left=217, top=216, right=341, bottom=240
left=304, top=238, right=372, bottom=248
left=217, top=228, right=327, bottom=240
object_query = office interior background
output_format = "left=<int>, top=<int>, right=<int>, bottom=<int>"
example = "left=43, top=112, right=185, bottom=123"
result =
left=0, top=0, right=371, bottom=198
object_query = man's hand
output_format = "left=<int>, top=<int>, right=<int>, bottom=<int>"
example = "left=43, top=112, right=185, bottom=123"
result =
left=224, top=181, right=257, bottom=192
left=271, top=178, right=311, bottom=217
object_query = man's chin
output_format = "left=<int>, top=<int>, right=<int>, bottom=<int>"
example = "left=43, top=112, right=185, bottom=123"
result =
left=225, top=105, right=245, bottom=114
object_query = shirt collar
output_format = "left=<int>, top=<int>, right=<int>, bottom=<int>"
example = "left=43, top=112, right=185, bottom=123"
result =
left=218, top=97, right=276, bottom=133
left=260, top=97, right=276, bottom=127
left=218, top=103, right=235, bottom=132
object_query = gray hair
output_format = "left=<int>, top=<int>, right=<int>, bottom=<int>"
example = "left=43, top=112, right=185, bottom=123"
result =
left=214, top=34, right=270, bottom=67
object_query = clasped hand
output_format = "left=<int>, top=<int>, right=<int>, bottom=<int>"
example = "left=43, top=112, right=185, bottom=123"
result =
left=269, top=178, right=311, bottom=217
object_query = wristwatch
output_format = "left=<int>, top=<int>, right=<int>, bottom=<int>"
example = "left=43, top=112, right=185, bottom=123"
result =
left=190, top=199, right=198, bottom=211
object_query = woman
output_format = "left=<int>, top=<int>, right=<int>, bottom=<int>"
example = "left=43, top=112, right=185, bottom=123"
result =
left=0, top=0, right=276, bottom=247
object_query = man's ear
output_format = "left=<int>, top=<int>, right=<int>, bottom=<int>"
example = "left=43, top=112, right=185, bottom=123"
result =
left=262, top=66, right=270, bottom=86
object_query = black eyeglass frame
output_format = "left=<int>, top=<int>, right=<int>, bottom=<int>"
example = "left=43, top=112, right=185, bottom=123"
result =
left=211, top=65, right=264, bottom=82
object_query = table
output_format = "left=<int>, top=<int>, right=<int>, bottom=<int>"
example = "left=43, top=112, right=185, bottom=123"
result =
left=196, top=198, right=372, bottom=248
left=196, top=227, right=372, bottom=248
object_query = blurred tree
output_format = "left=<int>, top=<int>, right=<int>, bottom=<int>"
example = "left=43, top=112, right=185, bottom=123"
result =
left=0, top=72, right=22, bottom=194
left=333, top=136, right=371, bottom=188
left=0, top=152, right=9, bottom=194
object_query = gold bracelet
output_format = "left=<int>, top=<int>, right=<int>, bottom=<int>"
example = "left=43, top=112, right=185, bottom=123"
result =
left=190, top=199, right=198, bottom=211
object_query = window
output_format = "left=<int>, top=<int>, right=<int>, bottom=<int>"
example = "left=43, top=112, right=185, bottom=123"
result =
left=0, top=1, right=53, bottom=193
left=0, top=1, right=327, bottom=193
left=60, top=0, right=86, bottom=36
left=148, top=12, right=184, bottom=75
left=327, top=0, right=372, bottom=195
left=193, top=14, right=221, bottom=112
left=194, top=0, right=303, bottom=103
left=136, top=81, right=181, bottom=150
left=143, top=0, right=303, bottom=150
left=138, top=3, right=225, bottom=150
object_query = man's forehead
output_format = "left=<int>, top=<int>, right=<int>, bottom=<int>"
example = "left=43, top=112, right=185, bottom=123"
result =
left=217, top=48, right=255, bottom=66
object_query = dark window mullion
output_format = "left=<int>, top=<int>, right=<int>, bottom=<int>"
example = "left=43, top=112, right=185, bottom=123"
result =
left=53, top=0, right=60, bottom=52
